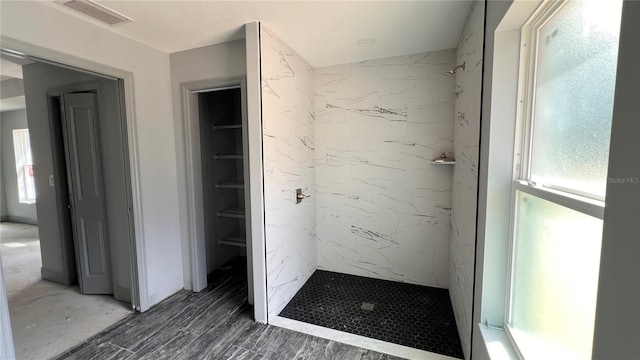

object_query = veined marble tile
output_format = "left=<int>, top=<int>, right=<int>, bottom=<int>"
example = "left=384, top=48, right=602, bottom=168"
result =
left=261, top=24, right=480, bottom=355
left=260, top=25, right=317, bottom=319
left=450, top=2, right=485, bottom=359
left=315, top=49, right=456, bottom=289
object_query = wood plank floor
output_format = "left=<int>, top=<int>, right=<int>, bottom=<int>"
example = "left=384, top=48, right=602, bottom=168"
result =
left=53, top=258, right=405, bottom=360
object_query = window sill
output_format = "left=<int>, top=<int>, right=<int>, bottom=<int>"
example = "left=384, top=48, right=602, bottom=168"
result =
left=18, top=201, right=36, bottom=205
left=478, top=324, right=520, bottom=360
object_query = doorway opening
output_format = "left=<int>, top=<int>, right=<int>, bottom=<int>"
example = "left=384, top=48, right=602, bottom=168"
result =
left=199, top=87, right=248, bottom=271
left=183, top=79, right=254, bottom=313
left=0, top=51, right=139, bottom=359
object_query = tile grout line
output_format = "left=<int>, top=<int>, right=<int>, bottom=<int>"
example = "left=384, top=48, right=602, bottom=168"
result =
left=234, top=343, right=264, bottom=355
left=231, top=344, right=264, bottom=356
left=107, top=341, right=136, bottom=354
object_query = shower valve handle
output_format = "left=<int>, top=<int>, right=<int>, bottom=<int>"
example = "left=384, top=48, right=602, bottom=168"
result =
left=295, top=189, right=309, bottom=204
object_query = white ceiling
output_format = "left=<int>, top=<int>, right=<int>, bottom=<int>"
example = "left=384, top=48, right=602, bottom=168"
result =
left=42, top=0, right=474, bottom=68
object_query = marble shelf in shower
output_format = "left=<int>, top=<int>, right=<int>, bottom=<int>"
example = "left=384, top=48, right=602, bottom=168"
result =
left=431, top=159, right=456, bottom=165
left=431, top=153, right=456, bottom=165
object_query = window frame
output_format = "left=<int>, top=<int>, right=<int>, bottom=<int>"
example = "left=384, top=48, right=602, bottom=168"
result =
left=517, top=0, right=610, bottom=203
left=517, top=1, right=563, bottom=188
left=504, top=0, right=611, bottom=357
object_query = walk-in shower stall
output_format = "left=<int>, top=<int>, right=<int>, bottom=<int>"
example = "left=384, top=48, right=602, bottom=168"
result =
left=249, top=2, right=485, bottom=359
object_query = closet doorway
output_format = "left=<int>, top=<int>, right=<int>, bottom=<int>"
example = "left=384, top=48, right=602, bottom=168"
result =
left=183, top=79, right=254, bottom=307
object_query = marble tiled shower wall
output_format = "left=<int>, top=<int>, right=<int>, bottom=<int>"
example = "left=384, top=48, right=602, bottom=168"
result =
left=260, top=26, right=317, bottom=318
left=315, top=50, right=456, bottom=288
left=449, top=2, right=485, bottom=358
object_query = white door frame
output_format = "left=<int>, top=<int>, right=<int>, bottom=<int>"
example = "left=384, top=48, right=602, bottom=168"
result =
left=181, top=78, right=265, bottom=318
left=0, top=257, right=16, bottom=360
left=245, top=21, right=268, bottom=324
left=181, top=78, right=248, bottom=293
left=0, top=36, right=149, bottom=312
left=177, top=22, right=269, bottom=323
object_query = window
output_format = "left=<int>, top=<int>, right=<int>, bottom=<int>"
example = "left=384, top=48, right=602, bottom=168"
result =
left=506, top=0, right=623, bottom=359
left=12, top=129, right=36, bottom=204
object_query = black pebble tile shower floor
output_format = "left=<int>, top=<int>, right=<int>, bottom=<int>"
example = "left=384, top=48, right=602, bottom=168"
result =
left=279, top=270, right=464, bottom=359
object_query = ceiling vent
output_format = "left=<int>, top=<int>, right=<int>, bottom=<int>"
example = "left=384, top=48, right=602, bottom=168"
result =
left=59, top=0, right=133, bottom=26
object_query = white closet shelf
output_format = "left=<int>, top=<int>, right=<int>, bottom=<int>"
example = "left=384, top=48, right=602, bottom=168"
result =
left=212, top=124, right=242, bottom=130
left=215, top=182, right=244, bottom=189
left=217, top=208, right=246, bottom=219
left=214, top=154, right=244, bottom=160
left=218, top=234, right=246, bottom=247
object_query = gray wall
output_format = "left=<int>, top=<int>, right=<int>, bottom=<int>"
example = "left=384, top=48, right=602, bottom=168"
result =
left=0, top=109, right=38, bottom=224
left=592, top=1, right=640, bottom=358
left=169, top=39, right=247, bottom=287
left=0, top=79, right=25, bottom=99
left=0, top=176, right=6, bottom=221
left=0, top=119, right=7, bottom=220
left=22, top=62, right=132, bottom=302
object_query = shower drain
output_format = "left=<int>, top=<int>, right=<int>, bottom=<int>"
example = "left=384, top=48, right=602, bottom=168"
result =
left=361, top=302, right=375, bottom=311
